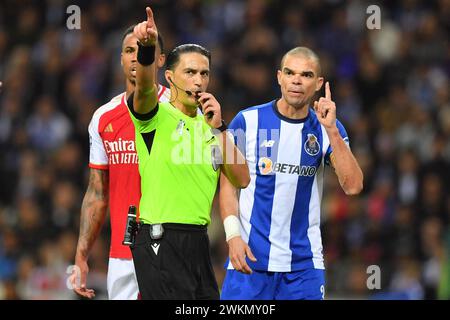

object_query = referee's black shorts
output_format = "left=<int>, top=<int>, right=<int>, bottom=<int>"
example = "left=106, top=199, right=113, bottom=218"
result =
left=131, top=223, right=220, bottom=300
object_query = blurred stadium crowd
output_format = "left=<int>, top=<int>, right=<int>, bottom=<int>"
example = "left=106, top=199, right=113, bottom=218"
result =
left=0, top=0, right=449, bottom=299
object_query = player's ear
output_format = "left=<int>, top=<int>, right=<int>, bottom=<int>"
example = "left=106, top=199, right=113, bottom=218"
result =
left=316, top=77, right=324, bottom=92
left=157, top=53, right=166, bottom=68
left=277, top=70, right=282, bottom=86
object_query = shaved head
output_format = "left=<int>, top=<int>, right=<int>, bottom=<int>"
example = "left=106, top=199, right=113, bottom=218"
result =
left=280, top=47, right=321, bottom=76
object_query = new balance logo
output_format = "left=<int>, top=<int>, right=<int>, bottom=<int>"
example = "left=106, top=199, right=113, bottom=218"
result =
left=260, top=140, right=275, bottom=147
left=104, top=123, right=113, bottom=133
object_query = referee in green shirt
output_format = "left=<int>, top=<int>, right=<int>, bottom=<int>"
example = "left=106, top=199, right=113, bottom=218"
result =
left=127, top=7, right=250, bottom=299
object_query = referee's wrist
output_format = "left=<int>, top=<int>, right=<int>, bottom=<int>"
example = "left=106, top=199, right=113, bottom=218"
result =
left=211, top=120, right=228, bottom=136
left=137, top=42, right=156, bottom=66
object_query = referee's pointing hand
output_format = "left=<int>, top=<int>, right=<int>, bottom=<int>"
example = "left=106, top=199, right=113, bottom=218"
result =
left=133, top=7, right=158, bottom=47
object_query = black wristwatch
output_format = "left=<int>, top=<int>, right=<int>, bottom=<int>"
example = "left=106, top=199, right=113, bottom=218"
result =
left=215, top=120, right=228, bottom=132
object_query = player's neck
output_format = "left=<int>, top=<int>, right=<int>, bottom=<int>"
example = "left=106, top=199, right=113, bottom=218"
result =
left=171, top=100, right=197, bottom=118
left=277, top=98, right=309, bottom=120
left=125, top=80, right=135, bottom=100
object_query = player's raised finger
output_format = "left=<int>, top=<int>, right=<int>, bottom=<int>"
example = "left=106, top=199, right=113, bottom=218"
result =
left=325, top=81, right=331, bottom=100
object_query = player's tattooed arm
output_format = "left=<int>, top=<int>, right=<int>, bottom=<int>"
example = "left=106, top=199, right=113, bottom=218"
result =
left=76, top=168, right=109, bottom=259
left=71, top=168, right=108, bottom=299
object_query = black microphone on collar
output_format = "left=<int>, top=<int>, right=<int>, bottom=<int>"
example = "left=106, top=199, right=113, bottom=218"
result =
left=168, top=77, right=200, bottom=98
left=168, top=77, right=213, bottom=119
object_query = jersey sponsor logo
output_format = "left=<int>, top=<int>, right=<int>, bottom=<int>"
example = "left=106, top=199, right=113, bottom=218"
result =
left=176, top=119, right=186, bottom=135
left=104, top=138, right=135, bottom=153
left=103, top=138, right=138, bottom=165
left=304, top=133, right=320, bottom=156
left=258, top=157, right=273, bottom=175
left=260, top=139, right=275, bottom=148
left=106, top=152, right=139, bottom=165
left=258, top=157, right=317, bottom=176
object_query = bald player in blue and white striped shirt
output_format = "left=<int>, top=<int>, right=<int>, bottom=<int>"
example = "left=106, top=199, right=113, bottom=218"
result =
left=220, top=47, right=363, bottom=300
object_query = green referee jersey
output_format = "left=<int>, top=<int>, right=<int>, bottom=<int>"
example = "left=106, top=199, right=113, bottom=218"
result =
left=127, top=97, right=220, bottom=225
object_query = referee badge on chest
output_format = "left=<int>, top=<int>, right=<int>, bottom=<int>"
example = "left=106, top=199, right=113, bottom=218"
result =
left=304, top=133, right=320, bottom=156
left=176, top=119, right=186, bottom=135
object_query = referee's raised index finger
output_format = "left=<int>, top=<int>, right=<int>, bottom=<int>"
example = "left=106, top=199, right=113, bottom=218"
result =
left=146, top=7, right=154, bottom=23
left=325, top=81, right=331, bottom=100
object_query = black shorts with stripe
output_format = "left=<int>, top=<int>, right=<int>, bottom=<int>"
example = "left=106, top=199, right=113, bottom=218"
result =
left=131, top=223, right=219, bottom=300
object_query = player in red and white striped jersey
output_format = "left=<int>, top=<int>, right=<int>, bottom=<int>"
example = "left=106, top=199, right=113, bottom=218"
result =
left=71, top=26, right=170, bottom=299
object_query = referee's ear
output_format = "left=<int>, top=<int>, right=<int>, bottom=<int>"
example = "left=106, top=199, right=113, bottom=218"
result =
left=165, top=70, right=173, bottom=85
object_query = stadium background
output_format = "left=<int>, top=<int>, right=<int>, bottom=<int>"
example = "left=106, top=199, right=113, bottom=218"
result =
left=0, top=0, right=448, bottom=300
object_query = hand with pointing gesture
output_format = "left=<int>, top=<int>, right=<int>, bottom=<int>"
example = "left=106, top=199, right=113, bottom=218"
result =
left=133, top=7, right=158, bottom=47
left=313, top=82, right=336, bottom=130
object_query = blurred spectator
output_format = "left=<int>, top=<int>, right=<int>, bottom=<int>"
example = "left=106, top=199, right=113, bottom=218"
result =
left=385, top=257, right=424, bottom=300
left=395, top=149, right=420, bottom=205
left=27, top=95, right=72, bottom=152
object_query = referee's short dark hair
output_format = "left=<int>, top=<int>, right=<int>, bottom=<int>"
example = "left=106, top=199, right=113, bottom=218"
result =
left=122, top=24, right=165, bottom=53
left=166, top=44, right=211, bottom=71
